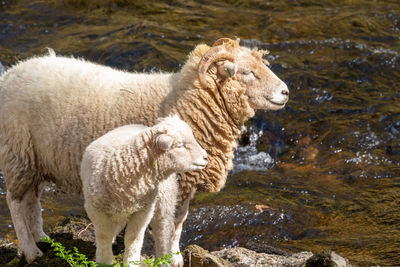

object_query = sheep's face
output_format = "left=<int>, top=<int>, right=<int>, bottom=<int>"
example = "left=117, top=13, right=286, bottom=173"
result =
left=216, top=47, right=289, bottom=111
left=154, top=116, right=208, bottom=174
left=198, top=40, right=289, bottom=111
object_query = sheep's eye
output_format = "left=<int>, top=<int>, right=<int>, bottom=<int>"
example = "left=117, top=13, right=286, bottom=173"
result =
left=242, top=70, right=255, bottom=76
left=176, top=142, right=184, bottom=148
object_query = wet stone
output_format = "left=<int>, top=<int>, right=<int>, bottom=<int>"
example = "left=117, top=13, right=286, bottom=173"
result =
left=0, top=239, right=20, bottom=266
left=305, top=250, right=352, bottom=267
left=244, top=239, right=289, bottom=256
left=212, top=247, right=313, bottom=267
left=183, top=244, right=230, bottom=267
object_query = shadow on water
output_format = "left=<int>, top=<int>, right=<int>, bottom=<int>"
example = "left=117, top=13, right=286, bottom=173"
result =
left=0, top=0, right=399, bottom=266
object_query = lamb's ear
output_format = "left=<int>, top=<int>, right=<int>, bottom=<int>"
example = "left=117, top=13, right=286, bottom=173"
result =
left=216, top=60, right=237, bottom=81
left=156, top=134, right=174, bottom=151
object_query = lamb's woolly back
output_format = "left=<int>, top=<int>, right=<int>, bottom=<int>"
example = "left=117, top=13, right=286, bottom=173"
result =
left=154, top=114, right=191, bottom=132
left=81, top=115, right=207, bottom=213
left=82, top=123, right=158, bottom=214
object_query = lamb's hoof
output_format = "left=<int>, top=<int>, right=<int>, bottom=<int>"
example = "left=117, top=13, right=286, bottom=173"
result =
left=124, top=256, right=141, bottom=267
left=172, top=252, right=184, bottom=267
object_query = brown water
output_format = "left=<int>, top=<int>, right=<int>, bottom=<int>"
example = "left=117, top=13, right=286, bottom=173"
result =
left=0, top=0, right=399, bottom=266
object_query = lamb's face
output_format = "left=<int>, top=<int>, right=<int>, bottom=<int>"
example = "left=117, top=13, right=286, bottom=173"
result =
left=154, top=117, right=208, bottom=173
left=217, top=47, right=289, bottom=111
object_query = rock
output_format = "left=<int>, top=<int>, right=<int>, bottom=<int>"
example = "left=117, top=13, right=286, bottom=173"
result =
left=244, top=239, right=289, bottom=256
left=183, top=244, right=231, bottom=266
left=211, top=246, right=313, bottom=267
left=305, top=250, right=352, bottom=267
left=0, top=239, right=20, bottom=266
left=50, top=216, right=95, bottom=242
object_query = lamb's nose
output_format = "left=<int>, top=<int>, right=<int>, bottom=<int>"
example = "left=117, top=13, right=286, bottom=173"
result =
left=203, top=154, right=208, bottom=161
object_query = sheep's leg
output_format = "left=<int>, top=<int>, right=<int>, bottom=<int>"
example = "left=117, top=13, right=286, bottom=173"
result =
left=7, top=190, right=43, bottom=262
left=26, top=182, right=49, bottom=242
left=87, top=208, right=122, bottom=265
left=124, top=203, right=156, bottom=266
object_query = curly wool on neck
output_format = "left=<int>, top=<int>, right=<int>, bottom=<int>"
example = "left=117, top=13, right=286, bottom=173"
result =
left=170, top=44, right=255, bottom=199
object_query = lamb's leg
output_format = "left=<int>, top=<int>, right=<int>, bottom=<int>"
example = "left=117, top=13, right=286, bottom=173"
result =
left=151, top=175, right=178, bottom=261
left=151, top=206, right=174, bottom=259
left=170, top=196, right=192, bottom=267
left=26, top=182, right=49, bottom=242
left=87, top=207, right=122, bottom=265
left=151, top=188, right=194, bottom=267
left=124, top=203, right=156, bottom=266
left=7, top=190, right=43, bottom=262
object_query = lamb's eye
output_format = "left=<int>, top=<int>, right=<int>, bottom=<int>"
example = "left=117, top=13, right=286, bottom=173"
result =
left=176, top=142, right=184, bottom=148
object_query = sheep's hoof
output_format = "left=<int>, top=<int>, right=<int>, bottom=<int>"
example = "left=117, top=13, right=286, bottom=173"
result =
left=33, top=231, right=49, bottom=242
left=24, top=247, right=43, bottom=263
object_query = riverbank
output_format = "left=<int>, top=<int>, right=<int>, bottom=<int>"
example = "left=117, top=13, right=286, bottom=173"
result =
left=0, top=216, right=352, bottom=266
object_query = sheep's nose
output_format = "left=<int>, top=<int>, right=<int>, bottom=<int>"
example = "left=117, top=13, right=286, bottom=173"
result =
left=203, top=154, right=208, bottom=161
left=281, top=86, right=289, bottom=96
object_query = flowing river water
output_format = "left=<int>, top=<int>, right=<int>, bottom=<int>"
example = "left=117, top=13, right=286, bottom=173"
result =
left=0, top=0, right=399, bottom=266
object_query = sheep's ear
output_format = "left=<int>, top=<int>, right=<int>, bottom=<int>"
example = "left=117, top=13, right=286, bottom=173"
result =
left=156, top=134, right=173, bottom=151
left=216, top=60, right=237, bottom=81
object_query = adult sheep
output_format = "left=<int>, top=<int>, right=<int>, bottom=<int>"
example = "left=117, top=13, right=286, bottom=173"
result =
left=0, top=38, right=289, bottom=265
left=81, top=115, right=207, bottom=266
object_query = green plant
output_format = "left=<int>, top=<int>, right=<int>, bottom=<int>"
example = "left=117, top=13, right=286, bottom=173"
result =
left=42, top=236, right=96, bottom=267
left=130, top=253, right=174, bottom=267
left=42, top=237, right=179, bottom=267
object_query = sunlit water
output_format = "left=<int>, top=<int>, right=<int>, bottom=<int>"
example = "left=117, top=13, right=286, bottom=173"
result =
left=0, top=0, right=399, bottom=266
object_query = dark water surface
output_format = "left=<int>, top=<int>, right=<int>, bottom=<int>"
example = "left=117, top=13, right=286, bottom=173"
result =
left=0, top=0, right=399, bottom=266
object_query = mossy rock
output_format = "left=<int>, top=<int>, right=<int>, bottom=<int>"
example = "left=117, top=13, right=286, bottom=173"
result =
left=0, top=240, right=21, bottom=267
left=183, top=244, right=231, bottom=267
left=305, top=250, right=349, bottom=267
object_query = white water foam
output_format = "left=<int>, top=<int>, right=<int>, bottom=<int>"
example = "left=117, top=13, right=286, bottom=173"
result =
left=0, top=62, right=5, bottom=76
left=233, top=126, right=274, bottom=173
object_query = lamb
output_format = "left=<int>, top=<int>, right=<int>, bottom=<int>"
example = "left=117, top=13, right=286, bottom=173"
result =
left=0, top=38, right=289, bottom=265
left=80, top=115, right=207, bottom=265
